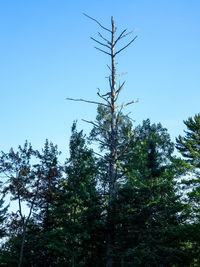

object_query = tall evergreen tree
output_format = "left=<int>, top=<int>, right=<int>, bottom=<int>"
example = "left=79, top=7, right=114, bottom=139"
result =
left=176, top=114, right=200, bottom=219
left=176, top=114, right=200, bottom=265
left=36, top=123, right=105, bottom=266
left=113, top=119, right=188, bottom=266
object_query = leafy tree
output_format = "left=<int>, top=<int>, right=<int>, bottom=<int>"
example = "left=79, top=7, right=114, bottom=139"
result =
left=22, top=140, right=63, bottom=266
left=0, top=141, right=40, bottom=267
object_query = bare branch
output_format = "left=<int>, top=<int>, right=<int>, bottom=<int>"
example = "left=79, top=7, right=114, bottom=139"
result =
left=107, top=64, right=112, bottom=72
left=116, top=105, right=124, bottom=124
left=115, top=72, right=128, bottom=79
left=115, top=29, right=127, bottom=45
left=115, top=36, right=137, bottom=55
left=83, top=13, right=112, bottom=33
left=98, top=32, right=112, bottom=45
left=93, top=151, right=104, bottom=158
left=116, top=81, right=125, bottom=96
left=121, top=30, right=135, bottom=38
left=117, top=99, right=139, bottom=109
left=90, top=37, right=110, bottom=49
left=116, top=30, right=136, bottom=46
left=102, top=91, right=111, bottom=98
left=66, top=98, right=109, bottom=107
left=97, top=89, right=112, bottom=106
left=109, top=76, right=112, bottom=89
left=94, top=137, right=110, bottom=147
left=94, top=46, right=111, bottom=56
left=82, top=119, right=110, bottom=134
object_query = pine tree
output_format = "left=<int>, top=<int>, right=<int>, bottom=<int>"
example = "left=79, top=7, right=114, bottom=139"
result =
left=39, top=123, right=105, bottom=266
left=113, top=119, right=188, bottom=266
left=176, top=114, right=200, bottom=265
left=176, top=114, right=200, bottom=219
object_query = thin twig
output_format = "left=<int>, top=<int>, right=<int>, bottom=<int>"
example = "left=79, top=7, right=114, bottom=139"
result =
left=93, top=151, right=104, bottom=158
left=117, top=99, right=139, bottom=109
left=116, top=106, right=124, bottom=125
left=109, top=76, right=112, bottom=89
left=102, top=92, right=111, bottom=98
left=107, top=64, right=112, bottom=72
left=98, top=32, right=112, bottom=45
left=82, top=119, right=110, bottom=134
left=116, top=81, right=125, bottom=96
left=90, top=37, right=111, bottom=49
left=95, top=137, right=110, bottom=147
left=115, top=36, right=137, bottom=55
left=94, top=46, right=111, bottom=56
left=83, top=13, right=112, bottom=33
left=66, top=98, right=109, bottom=107
left=97, top=89, right=112, bottom=106
left=121, top=30, right=135, bottom=38
left=115, top=72, right=128, bottom=79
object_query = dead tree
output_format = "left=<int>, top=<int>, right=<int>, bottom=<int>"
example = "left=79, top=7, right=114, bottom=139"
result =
left=67, top=14, right=138, bottom=267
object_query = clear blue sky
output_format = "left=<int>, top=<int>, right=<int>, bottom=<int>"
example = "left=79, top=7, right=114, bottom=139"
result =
left=0, top=0, right=199, bottom=159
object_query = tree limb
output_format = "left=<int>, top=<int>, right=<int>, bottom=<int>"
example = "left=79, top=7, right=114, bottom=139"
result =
left=117, top=99, right=139, bottom=109
left=97, top=89, right=112, bottom=106
left=109, top=76, right=112, bottom=90
left=107, top=64, right=112, bottom=72
left=116, top=81, right=125, bottom=96
left=98, top=32, right=112, bottom=45
left=93, top=151, right=104, bottom=158
left=66, top=98, right=109, bottom=107
left=90, top=37, right=110, bottom=49
left=94, top=46, right=111, bottom=56
left=121, top=30, right=135, bottom=39
left=115, top=72, right=128, bottom=79
left=82, top=119, right=110, bottom=134
left=83, top=13, right=112, bottom=33
left=115, top=36, right=137, bottom=55
left=114, top=29, right=127, bottom=45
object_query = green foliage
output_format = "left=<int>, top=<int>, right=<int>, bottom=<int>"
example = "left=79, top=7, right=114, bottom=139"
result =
left=51, top=122, right=105, bottom=266
left=176, top=114, right=200, bottom=217
left=113, top=119, right=189, bottom=266
left=176, top=114, right=200, bottom=170
left=1, top=118, right=200, bottom=266
left=176, top=114, right=200, bottom=265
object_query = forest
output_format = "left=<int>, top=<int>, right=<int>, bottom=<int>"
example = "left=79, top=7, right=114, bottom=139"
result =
left=0, top=14, right=200, bottom=267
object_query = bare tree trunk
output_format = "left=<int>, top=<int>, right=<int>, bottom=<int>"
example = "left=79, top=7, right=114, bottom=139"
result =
left=18, top=180, right=40, bottom=267
left=18, top=222, right=27, bottom=267
left=106, top=17, right=117, bottom=267
left=67, top=14, right=138, bottom=267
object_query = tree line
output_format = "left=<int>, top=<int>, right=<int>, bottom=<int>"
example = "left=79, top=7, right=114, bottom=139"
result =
left=0, top=114, right=200, bottom=266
